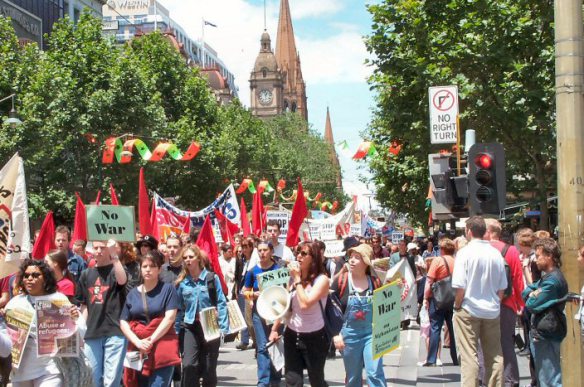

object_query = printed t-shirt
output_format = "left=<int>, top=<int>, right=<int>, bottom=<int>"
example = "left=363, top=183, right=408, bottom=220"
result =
left=120, top=281, right=179, bottom=324
left=75, top=264, right=127, bottom=339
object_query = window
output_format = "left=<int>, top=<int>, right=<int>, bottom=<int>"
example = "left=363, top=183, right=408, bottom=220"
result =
left=262, top=67, right=268, bottom=78
left=291, top=102, right=297, bottom=112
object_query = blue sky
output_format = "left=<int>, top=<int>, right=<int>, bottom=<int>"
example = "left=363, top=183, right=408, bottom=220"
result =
left=159, top=0, right=379, bottom=209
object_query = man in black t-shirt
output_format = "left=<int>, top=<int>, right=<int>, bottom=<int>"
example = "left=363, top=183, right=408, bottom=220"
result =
left=75, top=240, right=127, bottom=387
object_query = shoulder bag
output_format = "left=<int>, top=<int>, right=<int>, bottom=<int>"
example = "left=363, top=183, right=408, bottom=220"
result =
left=431, top=256, right=455, bottom=311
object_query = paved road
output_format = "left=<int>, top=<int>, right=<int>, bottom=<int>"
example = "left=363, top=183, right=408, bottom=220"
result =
left=216, top=323, right=531, bottom=386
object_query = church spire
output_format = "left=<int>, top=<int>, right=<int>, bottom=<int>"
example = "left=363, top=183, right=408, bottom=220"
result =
left=324, top=107, right=343, bottom=189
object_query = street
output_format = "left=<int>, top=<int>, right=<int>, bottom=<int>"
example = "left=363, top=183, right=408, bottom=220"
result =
left=217, top=323, right=531, bottom=386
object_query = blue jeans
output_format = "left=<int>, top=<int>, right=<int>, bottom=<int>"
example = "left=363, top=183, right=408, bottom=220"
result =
left=530, top=335, right=562, bottom=387
left=237, top=293, right=250, bottom=345
left=427, top=298, right=457, bottom=364
left=137, top=365, right=175, bottom=387
left=84, top=335, right=127, bottom=387
left=252, top=310, right=281, bottom=386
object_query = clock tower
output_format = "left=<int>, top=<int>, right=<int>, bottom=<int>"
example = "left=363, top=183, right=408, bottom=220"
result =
left=249, top=30, right=283, bottom=118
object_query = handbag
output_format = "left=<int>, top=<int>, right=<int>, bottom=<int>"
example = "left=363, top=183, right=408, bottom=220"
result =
left=318, top=292, right=344, bottom=341
left=431, top=256, right=455, bottom=311
left=533, top=304, right=567, bottom=340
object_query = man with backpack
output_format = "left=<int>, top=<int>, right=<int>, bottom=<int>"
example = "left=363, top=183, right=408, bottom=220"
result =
left=485, top=219, right=525, bottom=387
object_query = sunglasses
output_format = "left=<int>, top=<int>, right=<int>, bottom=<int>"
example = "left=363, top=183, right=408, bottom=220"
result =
left=23, top=272, right=42, bottom=279
left=297, top=251, right=310, bottom=257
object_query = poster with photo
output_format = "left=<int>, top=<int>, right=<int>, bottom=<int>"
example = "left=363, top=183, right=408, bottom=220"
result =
left=5, top=305, right=34, bottom=368
left=35, top=299, right=79, bottom=357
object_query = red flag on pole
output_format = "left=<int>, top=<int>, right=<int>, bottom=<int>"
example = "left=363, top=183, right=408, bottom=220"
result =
left=94, top=190, right=102, bottom=205
left=196, top=215, right=227, bottom=295
left=240, top=197, right=250, bottom=237
left=32, top=211, right=56, bottom=259
left=150, top=198, right=159, bottom=241
left=251, top=192, right=264, bottom=236
left=110, top=183, right=119, bottom=205
left=70, top=193, right=88, bottom=248
left=182, top=216, right=191, bottom=235
left=139, top=167, right=151, bottom=235
left=286, top=178, right=308, bottom=247
left=214, top=209, right=240, bottom=246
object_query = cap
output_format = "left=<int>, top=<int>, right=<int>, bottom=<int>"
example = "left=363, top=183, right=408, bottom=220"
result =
left=347, top=244, right=373, bottom=267
left=407, top=242, right=418, bottom=251
left=342, top=236, right=360, bottom=252
left=136, top=234, right=158, bottom=250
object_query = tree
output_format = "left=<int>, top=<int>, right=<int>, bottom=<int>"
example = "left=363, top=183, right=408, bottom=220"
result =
left=366, top=0, right=555, bottom=228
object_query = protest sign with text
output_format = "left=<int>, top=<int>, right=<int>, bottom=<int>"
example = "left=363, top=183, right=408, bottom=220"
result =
left=36, top=299, right=79, bottom=357
left=372, top=281, right=401, bottom=359
left=257, top=267, right=290, bottom=291
left=86, top=205, right=135, bottom=242
left=5, top=302, right=34, bottom=368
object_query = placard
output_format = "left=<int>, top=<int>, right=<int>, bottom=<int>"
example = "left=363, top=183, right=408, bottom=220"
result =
left=5, top=304, right=33, bottom=368
left=266, top=211, right=290, bottom=243
left=86, top=205, right=136, bottom=242
left=36, top=299, right=79, bottom=357
left=372, top=281, right=401, bottom=359
left=257, top=267, right=290, bottom=291
left=324, top=240, right=345, bottom=258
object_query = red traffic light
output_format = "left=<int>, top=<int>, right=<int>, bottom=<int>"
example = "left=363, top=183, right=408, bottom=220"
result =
left=475, top=153, right=493, bottom=169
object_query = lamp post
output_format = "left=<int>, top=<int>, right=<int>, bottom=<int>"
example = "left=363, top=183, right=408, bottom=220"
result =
left=0, top=94, right=23, bottom=127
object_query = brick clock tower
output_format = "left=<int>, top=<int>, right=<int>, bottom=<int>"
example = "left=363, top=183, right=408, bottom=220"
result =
left=249, top=31, right=283, bottom=118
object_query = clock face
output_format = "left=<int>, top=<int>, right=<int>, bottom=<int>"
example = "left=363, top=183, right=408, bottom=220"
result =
left=258, top=89, right=273, bottom=105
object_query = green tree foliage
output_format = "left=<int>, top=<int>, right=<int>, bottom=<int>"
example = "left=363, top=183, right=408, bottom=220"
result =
left=0, top=14, right=342, bottom=221
left=366, top=0, right=555, bottom=228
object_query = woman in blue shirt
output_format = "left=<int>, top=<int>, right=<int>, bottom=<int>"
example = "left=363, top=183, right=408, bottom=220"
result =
left=175, top=243, right=229, bottom=387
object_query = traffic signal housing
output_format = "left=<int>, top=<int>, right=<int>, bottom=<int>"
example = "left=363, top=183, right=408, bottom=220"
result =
left=468, top=143, right=506, bottom=216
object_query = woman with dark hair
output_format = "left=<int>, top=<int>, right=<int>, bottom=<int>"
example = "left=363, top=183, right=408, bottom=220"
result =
left=116, top=241, right=141, bottom=290
left=175, top=243, right=229, bottom=386
left=5, top=259, right=85, bottom=386
left=270, top=241, right=330, bottom=387
left=44, top=249, right=76, bottom=302
left=120, top=251, right=181, bottom=387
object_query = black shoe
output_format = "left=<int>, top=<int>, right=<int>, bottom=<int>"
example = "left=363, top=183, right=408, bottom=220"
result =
left=236, top=343, right=249, bottom=350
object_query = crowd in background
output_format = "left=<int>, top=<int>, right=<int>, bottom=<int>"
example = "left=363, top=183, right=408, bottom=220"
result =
left=0, top=216, right=581, bottom=387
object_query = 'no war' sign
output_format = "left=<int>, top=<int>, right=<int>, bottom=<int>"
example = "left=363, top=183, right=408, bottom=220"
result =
left=86, top=205, right=136, bottom=242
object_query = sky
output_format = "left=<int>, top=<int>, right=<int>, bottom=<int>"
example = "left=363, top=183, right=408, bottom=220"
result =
left=158, top=0, right=380, bottom=211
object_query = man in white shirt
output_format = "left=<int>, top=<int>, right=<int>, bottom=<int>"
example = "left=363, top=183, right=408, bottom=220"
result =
left=266, top=220, right=295, bottom=266
left=452, top=216, right=507, bottom=387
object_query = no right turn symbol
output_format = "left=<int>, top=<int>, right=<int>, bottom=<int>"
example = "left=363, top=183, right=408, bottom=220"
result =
left=432, top=89, right=455, bottom=111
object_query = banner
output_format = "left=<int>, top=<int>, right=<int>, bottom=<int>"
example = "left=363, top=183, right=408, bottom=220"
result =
left=86, top=205, right=136, bottom=242
left=257, top=267, right=290, bottom=291
left=384, top=259, right=418, bottom=320
left=372, top=281, right=401, bottom=359
left=266, top=211, right=290, bottom=244
left=154, top=185, right=241, bottom=240
left=0, top=153, right=30, bottom=279
left=36, top=299, right=79, bottom=357
left=5, top=301, right=34, bottom=368
left=302, top=202, right=355, bottom=241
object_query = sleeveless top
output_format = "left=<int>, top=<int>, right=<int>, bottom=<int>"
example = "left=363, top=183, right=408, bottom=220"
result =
left=288, top=274, right=328, bottom=333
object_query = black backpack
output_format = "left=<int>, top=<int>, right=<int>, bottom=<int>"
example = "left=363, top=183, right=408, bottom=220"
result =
left=500, top=244, right=513, bottom=298
left=206, top=271, right=218, bottom=307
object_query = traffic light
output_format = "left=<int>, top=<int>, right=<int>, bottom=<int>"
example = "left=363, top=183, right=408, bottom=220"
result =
left=468, top=143, right=506, bottom=216
left=428, top=153, right=468, bottom=220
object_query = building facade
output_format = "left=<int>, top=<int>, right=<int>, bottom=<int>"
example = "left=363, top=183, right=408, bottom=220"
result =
left=102, top=0, right=237, bottom=99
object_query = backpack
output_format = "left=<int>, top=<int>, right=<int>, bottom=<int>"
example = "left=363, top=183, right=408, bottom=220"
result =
left=206, top=271, right=218, bottom=307
left=500, top=244, right=513, bottom=298
left=337, top=272, right=381, bottom=299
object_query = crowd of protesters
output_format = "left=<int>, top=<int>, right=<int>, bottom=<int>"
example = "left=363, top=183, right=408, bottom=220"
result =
left=0, top=215, right=581, bottom=387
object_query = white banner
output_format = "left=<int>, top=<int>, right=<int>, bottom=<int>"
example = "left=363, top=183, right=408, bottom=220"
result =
left=384, top=259, right=418, bottom=320
left=0, top=153, right=30, bottom=279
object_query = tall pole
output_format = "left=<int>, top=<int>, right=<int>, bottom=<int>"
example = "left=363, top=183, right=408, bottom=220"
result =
left=554, top=0, right=584, bottom=385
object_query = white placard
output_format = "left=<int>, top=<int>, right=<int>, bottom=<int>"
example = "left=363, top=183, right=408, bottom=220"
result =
left=324, top=240, right=345, bottom=258
left=266, top=211, right=290, bottom=243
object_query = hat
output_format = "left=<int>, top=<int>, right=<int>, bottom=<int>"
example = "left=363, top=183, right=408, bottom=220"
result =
left=342, top=236, right=360, bottom=252
left=407, top=242, right=419, bottom=251
left=347, top=244, right=373, bottom=267
left=136, top=235, right=158, bottom=250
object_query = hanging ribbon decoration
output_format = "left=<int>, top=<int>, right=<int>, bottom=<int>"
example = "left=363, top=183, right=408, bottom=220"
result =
left=279, top=190, right=297, bottom=202
left=102, top=137, right=201, bottom=164
left=352, top=141, right=378, bottom=160
left=307, top=192, right=322, bottom=202
left=235, top=178, right=257, bottom=194
left=276, top=179, right=286, bottom=192
left=388, top=141, right=402, bottom=156
left=258, top=179, right=275, bottom=195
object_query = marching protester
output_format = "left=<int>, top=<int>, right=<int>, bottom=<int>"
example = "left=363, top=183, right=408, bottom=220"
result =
left=330, top=243, right=385, bottom=387
left=175, top=243, right=229, bottom=387
left=137, top=235, right=159, bottom=256
left=522, top=238, right=568, bottom=387
left=266, top=220, right=295, bottom=265
left=219, top=243, right=237, bottom=300
left=44, top=250, right=76, bottom=302
left=371, top=235, right=389, bottom=259
left=6, top=259, right=86, bottom=387
left=421, top=238, right=458, bottom=367
left=120, top=251, right=181, bottom=387
left=451, top=216, right=507, bottom=387
left=75, top=240, right=128, bottom=387
left=54, top=225, right=86, bottom=284
left=270, top=241, right=330, bottom=387
left=159, top=234, right=184, bottom=285
left=242, top=240, right=282, bottom=387
left=117, top=241, right=141, bottom=290
left=390, top=239, right=417, bottom=329
left=234, top=237, right=257, bottom=351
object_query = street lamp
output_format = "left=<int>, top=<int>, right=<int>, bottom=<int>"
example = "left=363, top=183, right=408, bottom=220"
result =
left=1, top=94, right=23, bottom=127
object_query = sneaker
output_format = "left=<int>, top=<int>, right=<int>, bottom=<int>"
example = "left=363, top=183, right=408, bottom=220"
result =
left=436, top=359, right=443, bottom=366
left=236, top=343, right=249, bottom=350
left=417, top=361, right=436, bottom=367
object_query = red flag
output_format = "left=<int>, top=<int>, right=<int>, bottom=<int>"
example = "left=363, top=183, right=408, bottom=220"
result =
left=196, top=215, right=227, bottom=295
left=182, top=216, right=191, bottom=235
left=215, top=209, right=240, bottom=246
left=139, top=167, right=151, bottom=235
left=70, top=193, right=88, bottom=248
left=150, top=198, right=160, bottom=241
left=286, top=178, right=308, bottom=247
left=32, top=211, right=56, bottom=259
left=240, top=198, right=250, bottom=237
left=110, top=183, right=119, bottom=205
left=94, top=190, right=101, bottom=205
left=251, top=192, right=265, bottom=236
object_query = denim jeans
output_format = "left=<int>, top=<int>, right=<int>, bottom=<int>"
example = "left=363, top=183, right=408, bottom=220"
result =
left=84, top=335, right=127, bottom=387
left=237, top=293, right=250, bottom=345
left=427, top=298, right=457, bottom=365
left=137, top=365, right=175, bottom=387
left=252, top=310, right=281, bottom=386
left=530, top=335, right=562, bottom=387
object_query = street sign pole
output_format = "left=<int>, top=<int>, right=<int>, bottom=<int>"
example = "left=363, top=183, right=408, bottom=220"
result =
left=456, top=114, right=461, bottom=176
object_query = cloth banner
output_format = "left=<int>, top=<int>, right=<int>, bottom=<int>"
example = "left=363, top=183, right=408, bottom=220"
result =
left=153, top=185, right=240, bottom=241
left=384, top=259, right=418, bottom=320
left=0, top=153, right=30, bottom=279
